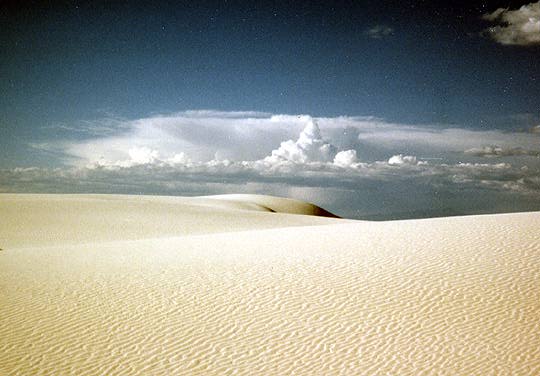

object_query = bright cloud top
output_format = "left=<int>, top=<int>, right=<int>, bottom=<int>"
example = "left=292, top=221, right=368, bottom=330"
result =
left=333, top=150, right=360, bottom=168
left=265, top=117, right=338, bottom=164
left=483, top=1, right=540, bottom=46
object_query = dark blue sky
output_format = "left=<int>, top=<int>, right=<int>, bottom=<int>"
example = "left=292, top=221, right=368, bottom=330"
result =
left=2, top=1, right=539, bottom=132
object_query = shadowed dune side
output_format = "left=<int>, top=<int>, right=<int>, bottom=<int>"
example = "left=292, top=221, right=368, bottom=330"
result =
left=202, top=194, right=340, bottom=218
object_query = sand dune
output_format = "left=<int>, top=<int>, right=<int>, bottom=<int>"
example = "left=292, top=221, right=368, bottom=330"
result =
left=0, top=194, right=343, bottom=249
left=0, top=194, right=539, bottom=375
left=203, top=194, right=339, bottom=217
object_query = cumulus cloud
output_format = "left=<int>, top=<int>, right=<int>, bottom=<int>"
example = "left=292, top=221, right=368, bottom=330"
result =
left=333, top=150, right=360, bottom=168
left=483, top=1, right=540, bottom=46
left=388, top=154, right=420, bottom=166
left=264, top=117, right=339, bottom=164
left=126, top=147, right=159, bottom=165
left=365, top=25, right=394, bottom=39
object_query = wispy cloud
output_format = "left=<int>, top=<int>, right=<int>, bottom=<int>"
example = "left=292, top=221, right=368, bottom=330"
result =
left=365, top=25, right=394, bottom=39
left=43, top=116, right=131, bottom=137
left=465, top=145, right=540, bottom=157
left=482, top=1, right=540, bottom=46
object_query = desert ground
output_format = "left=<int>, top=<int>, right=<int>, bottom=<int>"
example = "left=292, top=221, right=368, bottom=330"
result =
left=1, top=194, right=539, bottom=375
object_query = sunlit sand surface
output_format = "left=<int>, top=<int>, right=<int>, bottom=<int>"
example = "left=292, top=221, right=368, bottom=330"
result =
left=1, top=194, right=539, bottom=375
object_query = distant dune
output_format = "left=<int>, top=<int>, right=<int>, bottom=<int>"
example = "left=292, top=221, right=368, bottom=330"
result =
left=0, top=194, right=344, bottom=249
left=203, top=194, right=340, bottom=217
left=0, top=194, right=539, bottom=375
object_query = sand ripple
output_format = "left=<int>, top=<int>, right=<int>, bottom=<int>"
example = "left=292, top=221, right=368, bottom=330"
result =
left=1, top=207, right=539, bottom=374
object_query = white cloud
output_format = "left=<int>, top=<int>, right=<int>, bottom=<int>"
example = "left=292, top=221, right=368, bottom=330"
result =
left=334, top=150, right=360, bottom=168
left=264, top=117, right=339, bottom=164
left=32, top=110, right=540, bottom=171
left=56, top=111, right=306, bottom=166
left=388, top=154, right=419, bottom=166
left=168, top=152, right=191, bottom=165
left=483, top=1, right=540, bottom=46
left=127, top=147, right=159, bottom=165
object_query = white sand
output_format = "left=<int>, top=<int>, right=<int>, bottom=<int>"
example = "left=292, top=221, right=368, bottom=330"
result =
left=1, top=194, right=539, bottom=375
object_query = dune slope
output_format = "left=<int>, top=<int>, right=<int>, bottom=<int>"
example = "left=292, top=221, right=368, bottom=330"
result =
left=0, top=194, right=539, bottom=375
left=203, top=194, right=339, bottom=217
left=0, top=194, right=343, bottom=249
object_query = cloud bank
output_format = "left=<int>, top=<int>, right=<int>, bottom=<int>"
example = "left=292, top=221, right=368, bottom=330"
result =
left=3, top=110, right=540, bottom=219
left=37, top=110, right=540, bottom=168
left=483, top=1, right=540, bottom=46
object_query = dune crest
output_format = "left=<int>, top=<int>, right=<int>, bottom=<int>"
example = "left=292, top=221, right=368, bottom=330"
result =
left=202, top=193, right=339, bottom=217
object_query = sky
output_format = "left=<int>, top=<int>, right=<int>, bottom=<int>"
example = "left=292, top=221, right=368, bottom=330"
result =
left=1, top=0, right=540, bottom=219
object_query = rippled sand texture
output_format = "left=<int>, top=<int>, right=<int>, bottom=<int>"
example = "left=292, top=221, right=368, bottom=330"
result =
left=1, top=194, right=539, bottom=375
